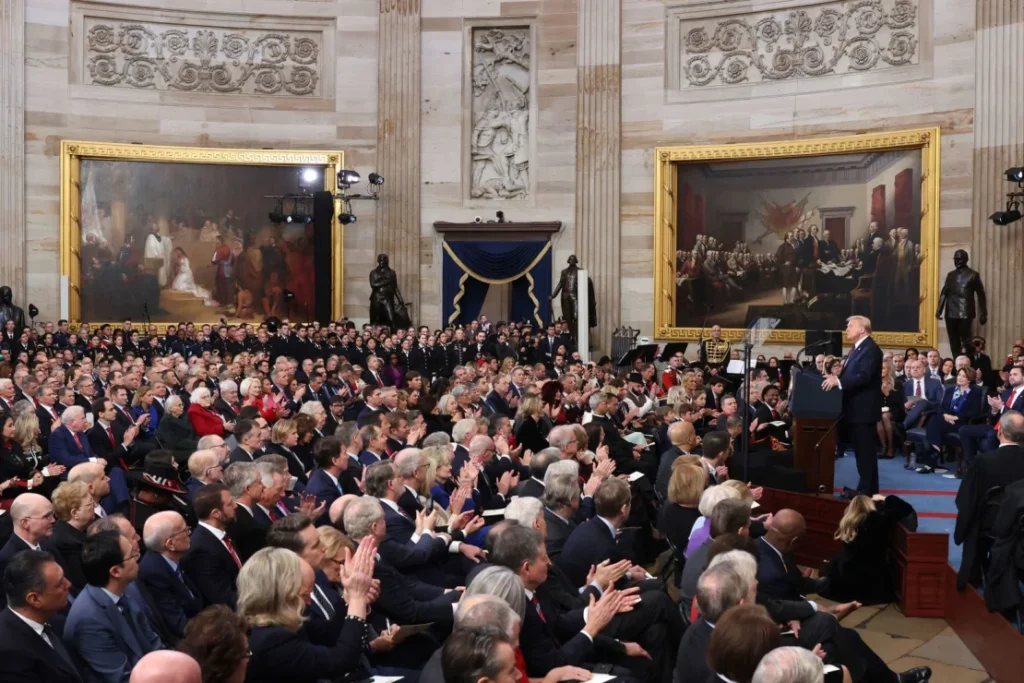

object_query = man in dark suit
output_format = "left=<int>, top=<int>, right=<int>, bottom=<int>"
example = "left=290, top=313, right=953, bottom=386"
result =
left=64, top=531, right=163, bottom=681
left=224, top=461, right=268, bottom=564
left=675, top=559, right=748, bottom=683
left=305, top=437, right=349, bottom=523
left=959, top=365, right=1024, bottom=464
left=822, top=316, right=883, bottom=496
left=954, top=411, right=1024, bottom=589
left=214, top=380, right=242, bottom=423
left=228, top=418, right=262, bottom=464
left=537, top=325, right=562, bottom=367
left=137, top=511, right=202, bottom=644
left=556, top=479, right=644, bottom=588
left=542, top=472, right=596, bottom=559
left=902, top=358, right=945, bottom=430
left=180, top=483, right=242, bottom=608
left=0, top=550, right=83, bottom=683
left=87, top=397, right=142, bottom=471
left=34, top=385, right=63, bottom=455
left=48, top=406, right=102, bottom=470
left=0, top=494, right=68, bottom=608
left=342, top=497, right=460, bottom=628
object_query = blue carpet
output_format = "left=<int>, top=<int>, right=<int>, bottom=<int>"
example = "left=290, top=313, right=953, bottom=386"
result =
left=833, top=453, right=961, bottom=568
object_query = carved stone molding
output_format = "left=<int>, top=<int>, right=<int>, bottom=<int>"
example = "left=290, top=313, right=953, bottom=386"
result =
left=466, top=25, right=534, bottom=202
left=70, top=2, right=335, bottom=105
left=666, top=0, right=932, bottom=103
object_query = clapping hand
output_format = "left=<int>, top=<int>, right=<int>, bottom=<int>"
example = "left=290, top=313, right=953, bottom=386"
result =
left=715, top=464, right=729, bottom=480
left=297, top=494, right=326, bottom=520
left=587, top=559, right=630, bottom=591
left=340, top=536, right=377, bottom=616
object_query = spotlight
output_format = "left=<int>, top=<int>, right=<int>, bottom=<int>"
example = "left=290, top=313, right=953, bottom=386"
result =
left=28, top=304, right=39, bottom=319
left=368, top=173, right=384, bottom=186
left=1006, top=167, right=1024, bottom=183
left=298, top=168, right=320, bottom=191
left=337, top=170, right=361, bottom=188
left=338, top=213, right=357, bottom=225
left=991, top=207, right=1023, bottom=225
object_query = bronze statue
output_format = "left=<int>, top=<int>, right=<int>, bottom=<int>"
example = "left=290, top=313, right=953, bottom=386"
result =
left=550, top=255, right=597, bottom=340
left=369, top=254, right=411, bottom=330
left=0, top=286, right=26, bottom=337
left=936, top=249, right=987, bottom=356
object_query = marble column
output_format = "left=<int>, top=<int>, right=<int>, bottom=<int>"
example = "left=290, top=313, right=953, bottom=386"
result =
left=376, top=0, right=421, bottom=317
left=0, top=0, right=25, bottom=301
left=971, top=1, right=1024, bottom=357
left=574, top=0, right=621, bottom=355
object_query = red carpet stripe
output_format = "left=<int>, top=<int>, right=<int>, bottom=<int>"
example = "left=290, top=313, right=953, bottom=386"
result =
left=917, top=512, right=957, bottom=519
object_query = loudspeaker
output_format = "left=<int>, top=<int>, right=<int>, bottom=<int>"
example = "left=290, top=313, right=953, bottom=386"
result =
left=312, top=191, right=335, bottom=322
left=805, top=329, right=842, bottom=357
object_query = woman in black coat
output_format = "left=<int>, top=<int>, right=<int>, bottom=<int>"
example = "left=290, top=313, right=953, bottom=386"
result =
left=821, top=494, right=914, bottom=604
left=154, top=396, right=199, bottom=465
left=513, top=395, right=550, bottom=454
left=241, top=542, right=375, bottom=683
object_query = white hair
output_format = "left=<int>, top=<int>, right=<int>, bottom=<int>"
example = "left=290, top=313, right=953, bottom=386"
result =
left=452, top=418, right=477, bottom=445
left=189, top=386, right=211, bottom=403
left=752, top=647, right=824, bottom=683
left=698, top=484, right=740, bottom=518
left=544, top=459, right=579, bottom=486
left=503, top=496, right=543, bottom=529
left=164, top=395, right=183, bottom=413
left=240, top=377, right=259, bottom=397
left=219, top=380, right=238, bottom=395
left=61, top=405, right=85, bottom=426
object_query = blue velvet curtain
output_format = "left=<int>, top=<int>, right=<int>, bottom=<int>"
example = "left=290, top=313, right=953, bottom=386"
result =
left=442, top=240, right=552, bottom=326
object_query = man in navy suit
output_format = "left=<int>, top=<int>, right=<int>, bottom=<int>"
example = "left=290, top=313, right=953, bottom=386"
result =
left=902, top=358, right=945, bottom=429
left=305, top=436, right=349, bottom=522
left=64, top=530, right=163, bottom=681
left=822, top=316, right=883, bottom=496
left=49, top=406, right=103, bottom=470
left=960, top=365, right=1024, bottom=463
left=180, top=483, right=242, bottom=608
left=137, top=511, right=202, bottom=645
left=0, top=550, right=83, bottom=683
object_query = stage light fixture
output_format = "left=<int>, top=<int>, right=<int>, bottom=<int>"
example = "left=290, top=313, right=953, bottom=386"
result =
left=298, top=167, right=320, bottom=191
left=338, top=213, right=357, bottom=225
left=991, top=207, right=1022, bottom=226
left=337, top=170, right=361, bottom=188
left=368, top=173, right=384, bottom=185
left=1006, top=167, right=1024, bottom=183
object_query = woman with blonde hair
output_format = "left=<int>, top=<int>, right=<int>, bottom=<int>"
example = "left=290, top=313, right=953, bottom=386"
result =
left=50, top=480, right=94, bottom=590
left=513, top=394, right=549, bottom=453
left=821, top=493, right=911, bottom=605
left=265, top=418, right=309, bottom=486
left=658, top=459, right=705, bottom=556
left=241, top=541, right=376, bottom=683
left=876, top=356, right=905, bottom=460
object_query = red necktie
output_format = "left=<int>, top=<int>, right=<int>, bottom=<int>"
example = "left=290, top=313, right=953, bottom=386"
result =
left=1010, top=389, right=1020, bottom=410
left=267, top=507, right=278, bottom=522
left=223, top=537, right=242, bottom=569
left=530, top=595, right=546, bottom=622
left=107, top=427, right=116, bottom=447
left=72, top=432, right=83, bottom=450
left=915, top=381, right=922, bottom=398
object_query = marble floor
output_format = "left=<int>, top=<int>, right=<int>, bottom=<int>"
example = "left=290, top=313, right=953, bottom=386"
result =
left=812, top=596, right=991, bottom=682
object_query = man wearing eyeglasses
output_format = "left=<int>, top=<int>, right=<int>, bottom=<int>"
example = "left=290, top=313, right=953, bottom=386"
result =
left=0, top=493, right=68, bottom=607
left=64, top=530, right=163, bottom=680
left=137, top=511, right=201, bottom=645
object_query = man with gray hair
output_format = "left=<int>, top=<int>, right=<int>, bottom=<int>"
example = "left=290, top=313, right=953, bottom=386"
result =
left=675, top=558, right=757, bottom=683
left=512, top=447, right=560, bottom=498
left=343, top=496, right=460, bottom=628
left=421, top=593, right=524, bottom=683
left=392, top=448, right=429, bottom=516
left=185, top=450, right=223, bottom=500
left=137, top=511, right=201, bottom=643
left=214, top=380, right=240, bottom=422
left=468, top=434, right=517, bottom=510
left=752, top=646, right=825, bottom=683
left=221, top=462, right=266, bottom=563
left=547, top=425, right=579, bottom=460
left=451, top=417, right=479, bottom=476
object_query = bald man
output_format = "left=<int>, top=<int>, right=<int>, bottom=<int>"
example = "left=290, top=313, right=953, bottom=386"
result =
left=129, top=650, right=202, bottom=683
left=0, top=494, right=68, bottom=605
left=657, top=420, right=697, bottom=501
left=138, top=511, right=202, bottom=643
left=756, top=510, right=825, bottom=601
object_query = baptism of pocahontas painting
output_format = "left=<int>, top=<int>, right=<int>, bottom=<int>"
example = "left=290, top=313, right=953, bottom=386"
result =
left=653, top=129, right=941, bottom=347
left=61, top=143, right=343, bottom=325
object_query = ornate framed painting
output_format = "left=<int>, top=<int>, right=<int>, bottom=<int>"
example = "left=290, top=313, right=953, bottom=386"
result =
left=653, top=128, right=940, bottom=348
left=60, top=141, right=344, bottom=326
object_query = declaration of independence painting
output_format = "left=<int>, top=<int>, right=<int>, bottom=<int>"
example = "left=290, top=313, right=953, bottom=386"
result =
left=656, top=130, right=940, bottom=346
left=65, top=144, right=340, bottom=325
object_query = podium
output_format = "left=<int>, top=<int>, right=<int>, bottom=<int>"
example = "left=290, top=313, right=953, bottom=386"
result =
left=789, top=368, right=843, bottom=493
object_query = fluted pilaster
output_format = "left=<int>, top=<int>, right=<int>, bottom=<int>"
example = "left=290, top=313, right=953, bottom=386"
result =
left=971, top=2, right=1024, bottom=356
left=0, top=0, right=25, bottom=301
left=574, top=0, right=621, bottom=355
left=376, top=0, right=421, bottom=316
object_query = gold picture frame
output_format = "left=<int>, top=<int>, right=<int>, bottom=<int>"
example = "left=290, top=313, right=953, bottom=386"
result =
left=653, top=128, right=941, bottom=348
left=60, top=140, right=345, bottom=327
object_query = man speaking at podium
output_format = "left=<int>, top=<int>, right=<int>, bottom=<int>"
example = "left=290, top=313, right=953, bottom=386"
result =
left=821, top=315, right=883, bottom=496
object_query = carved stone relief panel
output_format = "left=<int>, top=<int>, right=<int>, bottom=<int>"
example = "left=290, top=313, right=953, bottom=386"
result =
left=469, top=26, right=532, bottom=201
left=666, top=0, right=930, bottom=103
left=81, top=18, right=321, bottom=96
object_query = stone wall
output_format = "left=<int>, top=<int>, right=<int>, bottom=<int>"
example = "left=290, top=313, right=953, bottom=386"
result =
left=17, top=0, right=380, bottom=321
left=621, top=0, right=977, bottom=355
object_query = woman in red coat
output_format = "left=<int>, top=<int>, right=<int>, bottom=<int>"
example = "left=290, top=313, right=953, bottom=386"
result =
left=187, top=386, right=230, bottom=438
